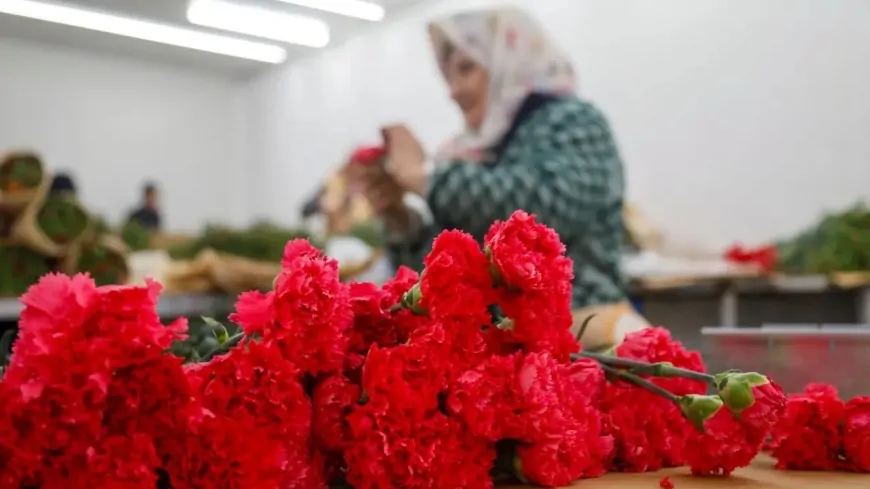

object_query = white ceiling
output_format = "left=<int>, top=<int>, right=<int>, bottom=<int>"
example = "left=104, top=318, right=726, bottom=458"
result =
left=0, top=0, right=432, bottom=77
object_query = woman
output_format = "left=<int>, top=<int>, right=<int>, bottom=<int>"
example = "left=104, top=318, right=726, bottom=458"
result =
left=354, top=7, right=648, bottom=349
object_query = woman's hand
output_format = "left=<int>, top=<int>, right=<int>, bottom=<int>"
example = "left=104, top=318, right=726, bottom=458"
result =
left=382, top=125, right=428, bottom=195
left=344, top=161, right=402, bottom=212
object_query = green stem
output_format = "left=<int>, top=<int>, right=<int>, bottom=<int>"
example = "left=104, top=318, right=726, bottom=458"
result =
left=575, top=351, right=714, bottom=383
left=201, top=332, right=245, bottom=361
left=599, top=363, right=680, bottom=403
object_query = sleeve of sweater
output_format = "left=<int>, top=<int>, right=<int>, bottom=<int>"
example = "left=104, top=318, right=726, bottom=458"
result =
left=387, top=101, right=623, bottom=272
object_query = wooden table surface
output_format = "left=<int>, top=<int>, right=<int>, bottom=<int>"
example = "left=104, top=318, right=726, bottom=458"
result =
left=501, top=456, right=869, bottom=488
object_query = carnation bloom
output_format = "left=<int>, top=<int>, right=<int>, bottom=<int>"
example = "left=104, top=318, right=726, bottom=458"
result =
left=496, top=288, right=578, bottom=362
left=0, top=275, right=188, bottom=489
left=602, top=384, right=693, bottom=471
left=230, top=239, right=353, bottom=374
left=420, top=229, right=494, bottom=327
left=380, top=266, right=430, bottom=342
left=448, top=352, right=611, bottom=486
left=313, top=374, right=361, bottom=453
left=483, top=211, right=578, bottom=362
left=769, top=384, right=846, bottom=470
left=170, top=341, right=323, bottom=489
left=346, top=408, right=494, bottom=489
left=484, top=210, right=572, bottom=292
left=615, top=327, right=707, bottom=395
left=843, top=396, right=870, bottom=472
left=344, top=282, right=397, bottom=377
left=681, top=395, right=761, bottom=476
left=602, top=328, right=710, bottom=471
left=714, top=372, right=786, bottom=434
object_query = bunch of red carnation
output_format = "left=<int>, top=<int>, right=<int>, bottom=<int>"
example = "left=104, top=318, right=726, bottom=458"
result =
left=768, top=383, right=870, bottom=472
left=0, top=210, right=860, bottom=489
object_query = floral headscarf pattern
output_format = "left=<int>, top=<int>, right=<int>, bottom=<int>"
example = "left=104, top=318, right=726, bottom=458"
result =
left=428, top=7, right=577, bottom=164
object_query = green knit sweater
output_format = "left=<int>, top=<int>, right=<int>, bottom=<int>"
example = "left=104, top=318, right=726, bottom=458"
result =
left=388, top=97, right=627, bottom=308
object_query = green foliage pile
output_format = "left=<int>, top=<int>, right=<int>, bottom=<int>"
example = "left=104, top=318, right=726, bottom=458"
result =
left=120, top=219, right=150, bottom=251
left=776, top=203, right=870, bottom=274
left=167, top=224, right=320, bottom=262
left=0, top=246, right=53, bottom=296
left=36, top=196, right=90, bottom=245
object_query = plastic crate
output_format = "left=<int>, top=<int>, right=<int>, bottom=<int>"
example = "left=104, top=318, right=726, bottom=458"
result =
left=701, top=325, right=870, bottom=398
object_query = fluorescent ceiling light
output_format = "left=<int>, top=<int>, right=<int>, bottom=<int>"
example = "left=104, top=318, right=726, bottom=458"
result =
left=0, top=0, right=286, bottom=63
left=276, top=0, right=385, bottom=22
left=188, top=0, right=330, bottom=48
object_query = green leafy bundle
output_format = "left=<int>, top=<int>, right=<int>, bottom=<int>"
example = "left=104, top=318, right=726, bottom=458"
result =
left=121, top=219, right=151, bottom=251
left=776, top=203, right=870, bottom=273
left=168, top=223, right=318, bottom=262
left=0, top=154, right=43, bottom=193
left=76, top=242, right=128, bottom=286
left=0, top=246, right=53, bottom=296
left=37, top=196, right=89, bottom=245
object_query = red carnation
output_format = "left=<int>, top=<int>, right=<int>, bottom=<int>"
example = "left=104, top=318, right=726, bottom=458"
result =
left=381, top=266, right=430, bottom=341
left=497, top=289, right=578, bottom=361
left=448, top=351, right=611, bottom=485
left=431, top=417, right=496, bottom=489
left=770, top=384, right=845, bottom=470
left=344, top=282, right=396, bottom=377
left=448, top=352, right=559, bottom=443
left=361, top=340, right=446, bottom=419
left=169, top=414, right=290, bottom=489
left=602, top=384, right=693, bottom=471
left=232, top=239, right=353, bottom=374
left=616, top=327, right=707, bottom=395
left=350, top=145, right=386, bottom=166
left=348, top=282, right=395, bottom=347
left=313, top=374, right=361, bottom=453
left=484, top=210, right=573, bottom=292
left=843, top=396, right=870, bottom=472
left=282, top=237, right=324, bottom=267
left=715, top=372, right=786, bottom=435
left=516, top=415, right=612, bottom=487
left=556, top=357, right=607, bottom=409
left=346, top=408, right=493, bottom=489
left=104, top=354, right=199, bottom=465
left=0, top=275, right=188, bottom=488
left=170, top=341, right=323, bottom=489
left=230, top=289, right=274, bottom=338
left=66, top=434, right=160, bottom=489
left=681, top=395, right=761, bottom=476
left=419, top=229, right=494, bottom=326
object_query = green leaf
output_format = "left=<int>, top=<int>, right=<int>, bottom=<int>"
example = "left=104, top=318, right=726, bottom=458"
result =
left=202, top=316, right=229, bottom=345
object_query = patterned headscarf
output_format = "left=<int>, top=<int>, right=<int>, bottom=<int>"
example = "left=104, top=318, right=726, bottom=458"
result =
left=428, top=7, right=577, bottom=164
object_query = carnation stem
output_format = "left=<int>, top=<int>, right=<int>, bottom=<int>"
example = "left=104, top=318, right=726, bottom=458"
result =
left=599, top=364, right=680, bottom=403
left=575, top=351, right=714, bottom=383
left=388, top=303, right=403, bottom=313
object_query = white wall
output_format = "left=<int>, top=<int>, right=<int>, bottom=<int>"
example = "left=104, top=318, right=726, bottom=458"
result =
left=246, top=0, right=870, bottom=251
left=0, top=39, right=249, bottom=231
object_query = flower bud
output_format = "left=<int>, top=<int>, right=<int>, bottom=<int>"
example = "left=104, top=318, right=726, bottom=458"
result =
left=679, top=394, right=725, bottom=432
left=714, top=372, right=771, bottom=414
left=400, top=282, right=427, bottom=314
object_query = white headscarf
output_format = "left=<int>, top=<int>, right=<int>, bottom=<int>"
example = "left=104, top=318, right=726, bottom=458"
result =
left=428, top=7, right=577, bottom=164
